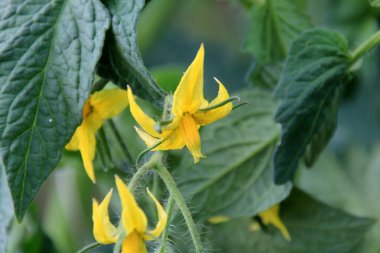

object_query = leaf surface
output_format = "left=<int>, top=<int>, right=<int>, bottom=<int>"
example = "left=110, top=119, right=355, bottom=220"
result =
left=274, top=29, right=351, bottom=183
left=0, top=0, right=109, bottom=220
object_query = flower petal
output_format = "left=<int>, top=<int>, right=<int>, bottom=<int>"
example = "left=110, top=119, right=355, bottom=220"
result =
left=91, top=89, right=129, bottom=120
left=127, top=86, right=159, bottom=138
left=134, top=126, right=160, bottom=147
left=258, top=204, right=291, bottom=241
left=122, top=231, right=147, bottom=253
left=179, top=114, right=205, bottom=163
left=146, top=188, right=167, bottom=239
left=78, top=114, right=103, bottom=183
left=115, top=176, right=148, bottom=234
left=65, top=128, right=80, bottom=151
left=155, top=127, right=185, bottom=150
left=172, top=44, right=205, bottom=116
left=92, top=189, right=119, bottom=244
left=193, top=78, right=232, bottom=125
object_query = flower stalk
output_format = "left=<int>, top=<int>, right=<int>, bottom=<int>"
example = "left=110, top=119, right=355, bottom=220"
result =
left=350, top=30, right=380, bottom=66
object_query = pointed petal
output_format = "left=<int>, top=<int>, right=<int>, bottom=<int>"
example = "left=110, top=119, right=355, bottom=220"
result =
left=258, top=204, right=291, bottom=241
left=172, top=44, right=205, bottom=116
left=78, top=114, right=103, bottom=183
left=92, top=190, right=119, bottom=244
left=146, top=188, right=167, bottom=239
left=193, top=78, right=232, bottom=125
left=134, top=126, right=160, bottom=147
left=115, top=176, right=148, bottom=234
left=121, top=231, right=147, bottom=253
left=91, top=89, right=129, bottom=120
left=179, top=114, right=205, bottom=163
left=65, top=128, right=80, bottom=151
left=127, top=86, right=159, bottom=138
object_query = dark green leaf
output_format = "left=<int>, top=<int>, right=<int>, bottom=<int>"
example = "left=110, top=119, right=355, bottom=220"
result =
left=98, top=0, right=166, bottom=105
left=242, top=0, right=312, bottom=63
left=177, top=89, right=291, bottom=220
left=0, top=0, right=110, bottom=220
left=210, top=189, right=374, bottom=253
left=0, top=167, right=13, bottom=252
left=248, top=62, right=283, bottom=90
left=274, top=28, right=351, bottom=184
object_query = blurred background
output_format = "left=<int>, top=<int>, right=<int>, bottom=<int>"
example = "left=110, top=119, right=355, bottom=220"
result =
left=6, top=0, right=380, bottom=252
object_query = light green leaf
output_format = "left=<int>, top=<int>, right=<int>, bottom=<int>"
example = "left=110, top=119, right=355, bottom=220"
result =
left=242, top=0, right=312, bottom=63
left=274, top=28, right=351, bottom=184
left=0, top=166, right=13, bottom=252
left=177, top=89, right=291, bottom=220
left=298, top=146, right=380, bottom=253
left=0, top=0, right=110, bottom=220
left=98, top=0, right=166, bottom=105
left=210, top=189, right=374, bottom=253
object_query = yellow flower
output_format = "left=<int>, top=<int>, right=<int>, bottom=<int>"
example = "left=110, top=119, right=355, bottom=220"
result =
left=92, top=176, right=167, bottom=253
left=128, top=44, right=232, bottom=163
left=65, top=89, right=129, bottom=182
left=258, top=204, right=291, bottom=241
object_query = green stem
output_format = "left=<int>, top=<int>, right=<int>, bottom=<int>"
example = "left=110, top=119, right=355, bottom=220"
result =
left=108, top=120, right=133, bottom=165
left=91, top=78, right=109, bottom=93
left=77, top=242, right=101, bottom=253
left=350, top=31, right=380, bottom=66
left=98, top=127, right=113, bottom=168
left=154, top=163, right=204, bottom=253
left=199, top=96, right=240, bottom=112
left=128, top=153, right=162, bottom=193
left=113, top=231, right=126, bottom=253
left=159, top=196, right=175, bottom=253
left=135, top=140, right=164, bottom=167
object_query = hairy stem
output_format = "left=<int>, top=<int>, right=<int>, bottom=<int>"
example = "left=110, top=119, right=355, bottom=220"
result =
left=155, top=163, right=204, bottom=253
left=159, top=196, right=175, bottom=253
left=128, top=153, right=162, bottom=193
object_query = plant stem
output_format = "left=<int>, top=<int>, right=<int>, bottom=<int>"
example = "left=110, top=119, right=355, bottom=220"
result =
left=154, top=163, right=204, bottom=253
left=128, top=153, right=162, bottom=193
left=108, top=120, right=133, bottom=165
left=98, top=127, right=113, bottom=168
left=159, top=196, right=175, bottom=253
left=77, top=242, right=101, bottom=253
left=350, top=30, right=380, bottom=66
left=91, top=78, right=109, bottom=92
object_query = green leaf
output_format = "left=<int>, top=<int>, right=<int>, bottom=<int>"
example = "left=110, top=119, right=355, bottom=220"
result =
left=274, top=28, right=351, bottom=184
left=242, top=0, right=312, bottom=63
left=0, top=167, right=13, bottom=252
left=298, top=146, right=380, bottom=253
left=177, top=89, right=291, bottom=220
left=0, top=0, right=110, bottom=220
left=210, top=189, right=374, bottom=253
left=248, top=62, right=283, bottom=90
left=98, top=0, right=166, bottom=105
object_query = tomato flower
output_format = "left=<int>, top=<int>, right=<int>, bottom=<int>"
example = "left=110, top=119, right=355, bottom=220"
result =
left=128, top=44, right=233, bottom=163
left=258, top=204, right=291, bottom=241
left=92, top=176, right=167, bottom=253
left=65, top=89, right=129, bottom=182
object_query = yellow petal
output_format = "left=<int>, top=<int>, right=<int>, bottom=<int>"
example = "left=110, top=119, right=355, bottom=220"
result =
left=134, top=126, right=160, bottom=147
left=92, top=190, right=119, bottom=244
left=78, top=114, right=103, bottom=183
left=127, top=86, right=159, bottom=138
left=65, top=128, right=80, bottom=150
left=146, top=188, right=167, bottom=239
left=193, top=78, right=232, bottom=125
left=115, top=176, right=148, bottom=234
left=155, top=127, right=185, bottom=150
left=172, top=44, right=205, bottom=116
left=91, top=89, right=129, bottom=120
left=122, top=231, right=147, bottom=253
left=258, top=204, right=291, bottom=241
left=179, top=114, right=205, bottom=163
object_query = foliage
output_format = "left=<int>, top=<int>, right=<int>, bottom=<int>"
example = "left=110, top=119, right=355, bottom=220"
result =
left=1, top=0, right=380, bottom=252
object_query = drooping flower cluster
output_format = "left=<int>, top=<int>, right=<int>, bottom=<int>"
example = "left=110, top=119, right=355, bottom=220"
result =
left=92, top=176, right=167, bottom=253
